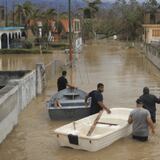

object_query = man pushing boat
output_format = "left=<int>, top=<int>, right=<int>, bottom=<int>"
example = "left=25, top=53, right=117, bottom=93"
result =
left=85, top=83, right=111, bottom=115
left=128, top=99, right=155, bottom=142
left=139, top=87, right=160, bottom=123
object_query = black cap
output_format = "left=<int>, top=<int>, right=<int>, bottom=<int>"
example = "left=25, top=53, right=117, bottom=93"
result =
left=136, top=99, right=143, bottom=104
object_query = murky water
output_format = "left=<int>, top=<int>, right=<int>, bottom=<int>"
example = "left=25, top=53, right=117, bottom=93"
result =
left=0, top=40, right=160, bottom=160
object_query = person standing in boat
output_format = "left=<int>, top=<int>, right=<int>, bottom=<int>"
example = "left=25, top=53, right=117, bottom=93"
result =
left=57, top=71, right=75, bottom=91
left=128, top=99, right=155, bottom=142
left=85, top=83, right=111, bottom=115
left=139, top=87, right=160, bottom=123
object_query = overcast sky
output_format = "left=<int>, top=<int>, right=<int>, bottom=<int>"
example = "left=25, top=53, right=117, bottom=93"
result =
left=101, top=0, right=160, bottom=2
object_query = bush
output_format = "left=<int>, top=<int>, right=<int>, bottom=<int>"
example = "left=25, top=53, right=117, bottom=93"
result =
left=0, top=48, right=52, bottom=54
left=50, top=43, right=69, bottom=50
left=22, top=40, right=33, bottom=49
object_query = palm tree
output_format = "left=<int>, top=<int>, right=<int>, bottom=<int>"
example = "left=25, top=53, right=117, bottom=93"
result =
left=15, top=1, right=35, bottom=26
left=42, top=8, right=57, bottom=20
left=84, top=0, right=101, bottom=18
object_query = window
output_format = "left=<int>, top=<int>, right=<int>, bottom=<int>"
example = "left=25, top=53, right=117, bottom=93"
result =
left=152, top=29, right=160, bottom=37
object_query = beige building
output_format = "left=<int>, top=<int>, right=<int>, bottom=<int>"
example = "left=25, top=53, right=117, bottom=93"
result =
left=143, top=24, right=160, bottom=43
left=143, top=9, right=160, bottom=44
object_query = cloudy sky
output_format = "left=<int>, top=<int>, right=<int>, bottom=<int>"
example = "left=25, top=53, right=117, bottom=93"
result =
left=101, top=0, right=160, bottom=2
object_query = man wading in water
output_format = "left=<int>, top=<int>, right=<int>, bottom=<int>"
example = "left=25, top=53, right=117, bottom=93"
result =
left=128, top=99, right=155, bottom=142
left=139, top=87, right=160, bottom=123
left=85, top=83, right=111, bottom=115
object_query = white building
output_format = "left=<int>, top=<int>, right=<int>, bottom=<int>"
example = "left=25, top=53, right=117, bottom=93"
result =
left=0, top=27, right=24, bottom=49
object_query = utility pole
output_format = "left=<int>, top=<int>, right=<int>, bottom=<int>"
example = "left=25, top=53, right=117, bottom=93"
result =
left=12, top=1, right=15, bottom=26
left=5, top=0, right=8, bottom=27
left=68, top=0, right=73, bottom=67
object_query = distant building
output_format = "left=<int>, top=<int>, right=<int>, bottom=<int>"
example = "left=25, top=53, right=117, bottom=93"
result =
left=0, top=27, right=24, bottom=49
left=52, top=18, right=81, bottom=42
left=144, top=9, right=160, bottom=24
left=54, top=18, right=82, bottom=52
left=143, top=9, right=160, bottom=44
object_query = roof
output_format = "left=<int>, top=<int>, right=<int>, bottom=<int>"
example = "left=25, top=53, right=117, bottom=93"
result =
left=0, top=27, right=24, bottom=31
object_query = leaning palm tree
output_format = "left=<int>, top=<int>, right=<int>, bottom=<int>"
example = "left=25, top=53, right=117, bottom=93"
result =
left=42, top=8, right=57, bottom=20
left=15, top=1, right=35, bottom=26
left=84, top=0, right=101, bottom=18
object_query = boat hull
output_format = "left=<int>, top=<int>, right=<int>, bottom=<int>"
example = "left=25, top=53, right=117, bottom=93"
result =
left=47, top=88, right=91, bottom=120
left=48, top=107, right=90, bottom=120
left=54, top=108, right=133, bottom=151
left=55, top=124, right=132, bottom=152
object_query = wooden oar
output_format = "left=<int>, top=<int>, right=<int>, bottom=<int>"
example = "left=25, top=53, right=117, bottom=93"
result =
left=97, top=122, right=117, bottom=126
left=87, top=110, right=104, bottom=136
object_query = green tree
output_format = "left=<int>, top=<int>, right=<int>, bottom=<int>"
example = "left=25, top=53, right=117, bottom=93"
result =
left=15, top=1, right=35, bottom=26
left=84, top=0, right=101, bottom=18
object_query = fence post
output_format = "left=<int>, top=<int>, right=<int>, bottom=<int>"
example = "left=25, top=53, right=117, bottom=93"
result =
left=36, top=63, right=46, bottom=95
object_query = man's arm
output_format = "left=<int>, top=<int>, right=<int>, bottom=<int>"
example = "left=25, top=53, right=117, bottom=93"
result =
left=97, top=101, right=111, bottom=114
left=128, top=115, right=133, bottom=124
left=154, top=95, right=160, bottom=104
left=67, top=83, right=76, bottom=89
left=147, top=116, right=155, bottom=134
left=85, top=95, right=89, bottom=104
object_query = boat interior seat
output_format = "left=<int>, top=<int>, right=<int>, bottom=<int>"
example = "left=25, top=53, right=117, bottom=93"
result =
left=60, top=99, right=85, bottom=104
left=63, top=93, right=80, bottom=97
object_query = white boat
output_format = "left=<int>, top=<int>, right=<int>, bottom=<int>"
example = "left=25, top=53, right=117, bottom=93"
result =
left=54, top=108, right=133, bottom=152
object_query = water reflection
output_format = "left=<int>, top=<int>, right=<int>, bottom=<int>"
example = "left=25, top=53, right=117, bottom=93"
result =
left=0, top=40, right=160, bottom=160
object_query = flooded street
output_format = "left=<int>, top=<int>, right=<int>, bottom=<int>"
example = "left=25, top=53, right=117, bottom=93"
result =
left=0, top=40, right=160, bottom=160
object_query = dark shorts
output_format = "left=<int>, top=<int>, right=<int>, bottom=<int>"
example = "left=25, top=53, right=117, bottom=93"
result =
left=132, top=135, right=148, bottom=142
left=150, top=112, right=156, bottom=123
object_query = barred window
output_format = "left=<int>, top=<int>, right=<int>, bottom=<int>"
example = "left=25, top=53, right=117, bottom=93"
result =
left=152, top=29, right=160, bottom=37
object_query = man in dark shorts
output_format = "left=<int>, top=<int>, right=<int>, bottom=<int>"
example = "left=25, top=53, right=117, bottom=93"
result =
left=139, top=87, right=160, bottom=123
left=128, top=99, right=155, bottom=142
left=57, top=71, right=75, bottom=91
left=85, top=83, right=111, bottom=115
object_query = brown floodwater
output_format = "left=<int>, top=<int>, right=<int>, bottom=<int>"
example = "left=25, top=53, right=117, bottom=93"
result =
left=0, top=40, right=160, bottom=160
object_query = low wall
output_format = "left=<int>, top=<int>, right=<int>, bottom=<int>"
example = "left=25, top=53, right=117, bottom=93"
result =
left=0, top=83, right=19, bottom=144
left=11, top=70, right=36, bottom=110
left=134, top=42, right=160, bottom=70
left=145, top=44, right=160, bottom=69
left=0, top=60, right=64, bottom=144
left=0, top=70, right=36, bottom=144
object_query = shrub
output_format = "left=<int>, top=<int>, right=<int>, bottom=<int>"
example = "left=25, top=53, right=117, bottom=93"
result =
left=22, top=40, right=33, bottom=49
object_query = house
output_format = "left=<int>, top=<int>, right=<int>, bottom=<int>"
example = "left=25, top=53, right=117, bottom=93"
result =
left=51, top=18, right=81, bottom=42
left=58, top=18, right=82, bottom=52
left=143, top=9, right=160, bottom=44
left=0, top=27, right=24, bottom=49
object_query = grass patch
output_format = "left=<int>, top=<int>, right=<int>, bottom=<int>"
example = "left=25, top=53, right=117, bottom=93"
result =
left=50, top=43, right=69, bottom=50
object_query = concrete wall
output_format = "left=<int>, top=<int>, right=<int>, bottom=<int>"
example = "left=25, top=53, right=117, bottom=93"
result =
left=0, top=83, right=19, bottom=144
left=135, top=42, right=160, bottom=70
left=0, top=70, right=36, bottom=144
left=11, top=70, right=36, bottom=110
left=145, top=44, right=160, bottom=69
left=0, top=60, right=64, bottom=144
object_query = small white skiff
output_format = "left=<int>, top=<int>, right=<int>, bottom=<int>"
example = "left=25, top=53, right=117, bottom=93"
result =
left=54, top=108, right=133, bottom=152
